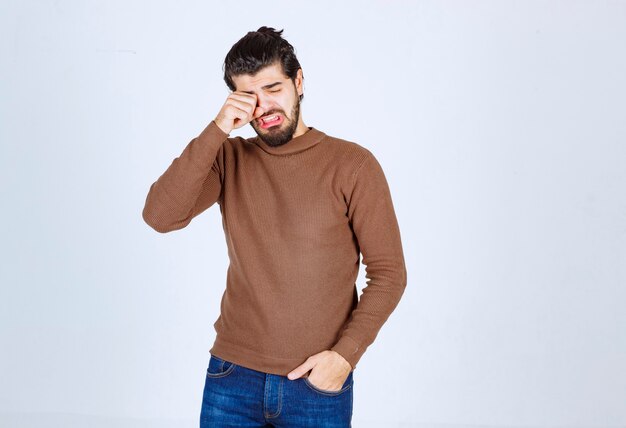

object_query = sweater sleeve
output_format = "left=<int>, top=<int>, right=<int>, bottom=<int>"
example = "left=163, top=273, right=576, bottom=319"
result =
left=142, top=120, right=229, bottom=233
left=331, top=151, right=408, bottom=370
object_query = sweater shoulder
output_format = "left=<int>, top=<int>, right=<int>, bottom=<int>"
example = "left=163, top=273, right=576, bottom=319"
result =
left=317, top=135, right=378, bottom=199
left=321, top=134, right=373, bottom=170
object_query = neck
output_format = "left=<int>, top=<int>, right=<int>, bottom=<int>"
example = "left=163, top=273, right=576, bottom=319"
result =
left=292, top=119, right=309, bottom=138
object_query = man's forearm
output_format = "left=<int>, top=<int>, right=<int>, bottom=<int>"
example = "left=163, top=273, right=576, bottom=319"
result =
left=142, top=120, right=229, bottom=233
left=331, top=260, right=407, bottom=370
left=331, top=152, right=408, bottom=370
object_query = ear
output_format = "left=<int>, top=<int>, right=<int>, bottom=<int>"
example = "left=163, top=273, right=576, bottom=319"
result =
left=295, top=68, right=304, bottom=97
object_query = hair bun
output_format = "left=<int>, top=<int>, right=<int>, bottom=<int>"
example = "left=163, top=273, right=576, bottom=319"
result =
left=256, top=26, right=284, bottom=37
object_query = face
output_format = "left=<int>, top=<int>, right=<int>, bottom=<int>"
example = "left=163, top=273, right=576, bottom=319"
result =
left=232, top=62, right=304, bottom=147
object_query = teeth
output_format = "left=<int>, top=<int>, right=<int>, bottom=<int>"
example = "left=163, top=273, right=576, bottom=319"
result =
left=262, top=115, right=279, bottom=123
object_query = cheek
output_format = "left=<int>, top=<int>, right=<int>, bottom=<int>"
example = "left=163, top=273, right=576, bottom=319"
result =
left=278, top=96, right=294, bottom=114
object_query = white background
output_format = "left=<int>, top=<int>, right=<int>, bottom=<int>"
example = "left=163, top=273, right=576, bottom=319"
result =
left=1, top=1, right=625, bottom=427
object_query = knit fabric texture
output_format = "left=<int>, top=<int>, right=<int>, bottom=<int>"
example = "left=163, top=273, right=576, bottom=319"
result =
left=142, top=120, right=407, bottom=376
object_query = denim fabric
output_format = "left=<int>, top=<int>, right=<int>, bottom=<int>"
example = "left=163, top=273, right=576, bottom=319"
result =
left=200, top=353, right=354, bottom=427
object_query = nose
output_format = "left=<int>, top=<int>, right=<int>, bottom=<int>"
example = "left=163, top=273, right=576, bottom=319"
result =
left=256, top=93, right=277, bottom=114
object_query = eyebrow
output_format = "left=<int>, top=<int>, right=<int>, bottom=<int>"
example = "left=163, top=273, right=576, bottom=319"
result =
left=241, top=82, right=283, bottom=94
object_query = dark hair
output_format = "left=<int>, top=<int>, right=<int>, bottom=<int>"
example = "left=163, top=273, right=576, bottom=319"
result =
left=223, top=26, right=304, bottom=102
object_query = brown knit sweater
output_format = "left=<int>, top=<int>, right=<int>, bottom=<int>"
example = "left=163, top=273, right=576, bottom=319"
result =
left=142, top=120, right=407, bottom=376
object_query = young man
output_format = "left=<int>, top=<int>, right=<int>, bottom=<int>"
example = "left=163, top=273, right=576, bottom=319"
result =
left=142, top=26, right=407, bottom=427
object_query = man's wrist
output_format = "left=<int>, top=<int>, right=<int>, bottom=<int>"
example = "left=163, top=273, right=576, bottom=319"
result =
left=213, top=118, right=232, bottom=135
left=331, top=335, right=362, bottom=370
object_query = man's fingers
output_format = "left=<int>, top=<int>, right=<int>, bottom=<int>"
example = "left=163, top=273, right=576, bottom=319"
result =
left=232, top=106, right=249, bottom=122
left=287, top=358, right=316, bottom=380
left=214, top=91, right=262, bottom=131
left=225, top=98, right=255, bottom=117
left=229, top=92, right=257, bottom=103
left=253, top=106, right=265, bottom=119
left=228, top=92, right=258, bottom=110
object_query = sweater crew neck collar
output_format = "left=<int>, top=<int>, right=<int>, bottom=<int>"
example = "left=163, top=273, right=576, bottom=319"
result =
left=252, top=126, right=326, bottom=155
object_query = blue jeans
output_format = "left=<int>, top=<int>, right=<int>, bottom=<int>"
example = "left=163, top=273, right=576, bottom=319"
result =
left=200, top=353, right=354, bottom=427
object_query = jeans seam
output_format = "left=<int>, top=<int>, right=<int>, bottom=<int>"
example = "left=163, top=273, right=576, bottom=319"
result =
left=206, top=357, right=237, bottom=378
left=264, top=376, right=283, bottom=419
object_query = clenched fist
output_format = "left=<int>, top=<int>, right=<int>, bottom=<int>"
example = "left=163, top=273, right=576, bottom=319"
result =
left=214, top=92, right=266, bottom=134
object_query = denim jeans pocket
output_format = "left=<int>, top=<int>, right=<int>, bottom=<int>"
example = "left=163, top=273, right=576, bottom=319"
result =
left=303, top=370, right=353, bottom=396
left=206, top=354, right=237, bottom=378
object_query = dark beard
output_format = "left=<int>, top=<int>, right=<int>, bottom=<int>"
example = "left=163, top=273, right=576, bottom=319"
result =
left=252, top=98, right=301, bottom=148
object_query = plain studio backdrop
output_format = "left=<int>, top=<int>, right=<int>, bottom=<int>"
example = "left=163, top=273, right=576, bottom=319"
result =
left=1, top=1, right=625, bottom=427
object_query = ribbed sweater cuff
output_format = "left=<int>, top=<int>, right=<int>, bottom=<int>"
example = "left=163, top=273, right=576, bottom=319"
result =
left=331, top=335, right=364, bottom=371
left=199, top=119, right=230, bottom=141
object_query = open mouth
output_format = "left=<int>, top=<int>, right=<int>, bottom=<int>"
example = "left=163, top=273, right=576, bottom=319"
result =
left=259, top=114, right=283, bottom=129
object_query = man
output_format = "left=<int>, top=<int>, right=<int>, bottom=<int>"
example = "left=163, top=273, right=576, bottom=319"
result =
left=142, top=26, right=407, bottom=427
